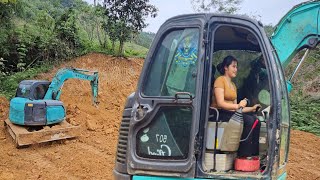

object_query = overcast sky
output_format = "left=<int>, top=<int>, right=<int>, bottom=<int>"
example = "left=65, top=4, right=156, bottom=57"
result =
left=85, top=0, right=307, bottom=33
left=144, top=0, right=308, bottom=32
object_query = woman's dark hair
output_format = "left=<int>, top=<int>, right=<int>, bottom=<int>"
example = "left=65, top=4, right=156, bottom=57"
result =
left=217, top=55, right=238, bottom=75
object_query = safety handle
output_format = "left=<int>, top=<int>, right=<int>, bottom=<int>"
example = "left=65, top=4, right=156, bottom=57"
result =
left=174, top=92, right=193, bottom=103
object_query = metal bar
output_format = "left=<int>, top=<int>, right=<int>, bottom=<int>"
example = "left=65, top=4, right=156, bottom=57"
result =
left=289, top=49, right=310, bottom=82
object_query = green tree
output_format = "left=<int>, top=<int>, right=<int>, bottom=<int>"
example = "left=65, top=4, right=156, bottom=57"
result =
left=132, top=31, right=155, bottom=49
left=191, top=0, right=243, bottom=14
left=104, top=18, right=117, bottom=53
left=55, top=8, right=79, bottom=50
left=94, top=6, right=109, bottom=48
left=78, top=6, right=97, bottom=42
left=36, top=10, right=55, bottom=32
left=104, top=0, right=157, bottom=56
left=264, top=24, right=274, bottom=37
left=0, top=1, right=17, bottom=73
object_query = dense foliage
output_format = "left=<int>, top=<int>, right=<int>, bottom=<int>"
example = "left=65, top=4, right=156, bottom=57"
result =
left=0, top=0, right=155, bottom=79
left=192, top=0, right=243, bottom=14
left=132, top=31, right=155, bottom=49
left=290, top=99, right=320, bottom=136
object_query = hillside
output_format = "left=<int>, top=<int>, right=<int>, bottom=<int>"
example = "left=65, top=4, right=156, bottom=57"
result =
left=286, top=49, right=320, bottom=135
left=0, top=53, right=319, bottom=179
left=0, top=0, right=154, bottom=79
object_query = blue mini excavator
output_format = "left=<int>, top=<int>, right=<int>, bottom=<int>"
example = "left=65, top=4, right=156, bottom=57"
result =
left=8, top=68, right=99, bottom=126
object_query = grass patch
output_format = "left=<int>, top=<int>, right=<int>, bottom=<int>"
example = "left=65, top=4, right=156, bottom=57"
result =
left=124, top=42, right=148, bottom=58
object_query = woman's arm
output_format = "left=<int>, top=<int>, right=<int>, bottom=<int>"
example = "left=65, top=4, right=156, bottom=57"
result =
left=214, top=88, right=239, bottom=110
left=242, top=104, right=261, bottom=113
left=242, top=106, right=255, bottom=113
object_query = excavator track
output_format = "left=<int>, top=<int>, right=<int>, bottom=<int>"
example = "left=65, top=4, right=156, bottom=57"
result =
left=4, top=119, right=80, bottom=148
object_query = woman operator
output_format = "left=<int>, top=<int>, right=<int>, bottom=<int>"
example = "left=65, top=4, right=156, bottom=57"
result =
left=211, top=55, right=261, bottom=158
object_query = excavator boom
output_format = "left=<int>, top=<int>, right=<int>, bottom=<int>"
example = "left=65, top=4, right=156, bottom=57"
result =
left=271, top=0, right=320, bottom=67
left=43, top=68, right=99, bottom=105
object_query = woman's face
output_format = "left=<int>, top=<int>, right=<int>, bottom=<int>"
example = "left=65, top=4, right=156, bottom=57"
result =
left=224, top=60, right=238, bottom=78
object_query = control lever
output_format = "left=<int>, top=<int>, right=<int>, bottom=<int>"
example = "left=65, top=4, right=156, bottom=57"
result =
left=240, top=119, right=259, bottom=142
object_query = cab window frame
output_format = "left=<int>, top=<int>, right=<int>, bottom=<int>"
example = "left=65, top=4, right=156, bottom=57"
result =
left=141, top=27, right=201, bottom=99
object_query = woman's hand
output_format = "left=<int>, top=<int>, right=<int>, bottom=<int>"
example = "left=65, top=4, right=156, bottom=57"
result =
left=239, top=99, right=248, bottom=108
left=252, top=104, right=262, bottom=112
left=242, top=103, right=261, bottom=113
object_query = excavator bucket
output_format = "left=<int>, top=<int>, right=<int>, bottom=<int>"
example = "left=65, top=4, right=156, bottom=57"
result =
left=4, top=118, right=80, bottom=148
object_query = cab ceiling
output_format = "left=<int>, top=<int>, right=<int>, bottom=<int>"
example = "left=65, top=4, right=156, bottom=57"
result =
left=213, top=26, right=261, bottom=51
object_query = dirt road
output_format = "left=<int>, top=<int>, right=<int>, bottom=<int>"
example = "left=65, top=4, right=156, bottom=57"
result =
left=0, top=53, right=319, bottom=179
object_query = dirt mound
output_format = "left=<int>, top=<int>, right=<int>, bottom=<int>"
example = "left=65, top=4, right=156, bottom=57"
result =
left=0, top=53, right=319, bottom=179
left=0, top=53, right=143, bottom=179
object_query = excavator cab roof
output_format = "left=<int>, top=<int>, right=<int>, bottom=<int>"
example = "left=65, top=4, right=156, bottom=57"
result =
left=156, top=13, right=264, bottom=53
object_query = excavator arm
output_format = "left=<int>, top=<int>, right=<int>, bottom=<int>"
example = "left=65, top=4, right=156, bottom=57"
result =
left=271, top=0, right=320, bottom=68
left=43, top=68, right=99, bottom=104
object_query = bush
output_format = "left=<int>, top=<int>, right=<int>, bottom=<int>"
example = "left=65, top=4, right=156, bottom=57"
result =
left=290, top=98, right=320, bottom=136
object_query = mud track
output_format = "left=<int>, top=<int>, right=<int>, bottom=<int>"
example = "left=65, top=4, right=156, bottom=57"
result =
left=0, top=53, right=319, bottom=179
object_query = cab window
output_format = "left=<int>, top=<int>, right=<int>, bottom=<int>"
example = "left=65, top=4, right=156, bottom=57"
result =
left=16, top=83, right=32, bottom=98
left=142, top=28, right=199, bottom=97
left=33, top=84, right=49, bottom=100
left=136, top=106, right=192, bottom=159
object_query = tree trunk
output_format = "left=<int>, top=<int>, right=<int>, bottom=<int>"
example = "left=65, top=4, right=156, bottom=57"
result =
left=96, top=21, right=102, bottom=46
left=119, top=40, right=124, bottom=56
left=103, top=0, right=107, bottom=8
left=111, top=40, right=115, bottom=53
left=102, top=31, right=108, bottom=48
left=94, top=0, right=96, bottom=6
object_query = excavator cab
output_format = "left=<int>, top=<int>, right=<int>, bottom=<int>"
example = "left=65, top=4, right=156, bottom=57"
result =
left=10, top=80, right=65, bottom=126
left=114, top=1, right=319, bottom=180
left=15, top=80, right=50, bottom=100
left=114, top=14, right=289, bottom=180
left=115, top=14, right=288, bottom=179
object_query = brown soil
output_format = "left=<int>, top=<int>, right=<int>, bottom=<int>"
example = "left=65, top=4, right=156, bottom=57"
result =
left=0, top=53, right=319, bottom=180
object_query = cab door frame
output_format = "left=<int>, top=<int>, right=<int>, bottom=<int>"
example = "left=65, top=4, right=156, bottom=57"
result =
left=195, top=15, right=284, bottom=179
left=127, top=14, right=208, bottom=178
